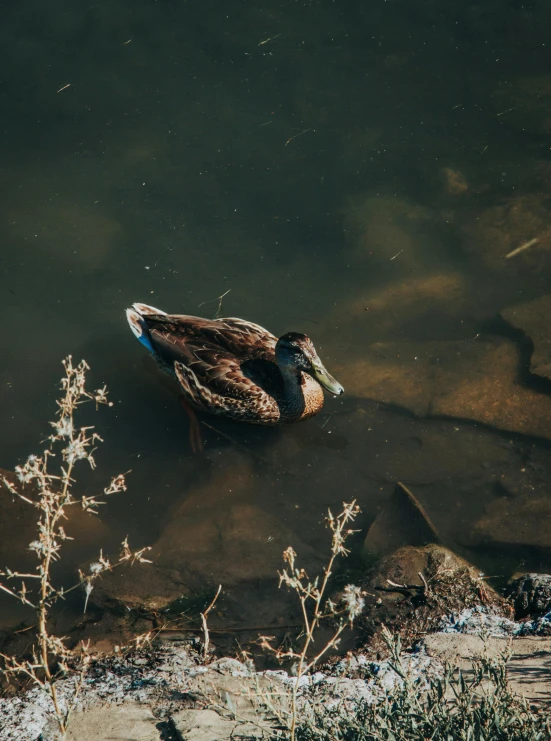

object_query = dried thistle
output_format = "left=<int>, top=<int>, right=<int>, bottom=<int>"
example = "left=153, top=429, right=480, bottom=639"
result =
left=260, top=500, right=364, bottom=741
left=0, top=357, right=151, bottom=738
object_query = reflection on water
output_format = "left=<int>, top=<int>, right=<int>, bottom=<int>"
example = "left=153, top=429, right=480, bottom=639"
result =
left=2, top=0, right=551, bottom=637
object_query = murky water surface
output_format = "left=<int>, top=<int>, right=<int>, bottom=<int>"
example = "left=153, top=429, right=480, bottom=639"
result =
left=2, top=1, right=551, bottom=638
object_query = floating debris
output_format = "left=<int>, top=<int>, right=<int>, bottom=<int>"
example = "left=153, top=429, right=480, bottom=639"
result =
left=505, top=237, right=539, bottom=259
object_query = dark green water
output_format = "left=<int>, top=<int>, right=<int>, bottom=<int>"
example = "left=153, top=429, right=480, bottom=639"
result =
left=2, top=0, right=551, bottom=636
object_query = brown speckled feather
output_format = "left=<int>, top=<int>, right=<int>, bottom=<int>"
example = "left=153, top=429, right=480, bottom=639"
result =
left=141, top=314, right=288, bottom=423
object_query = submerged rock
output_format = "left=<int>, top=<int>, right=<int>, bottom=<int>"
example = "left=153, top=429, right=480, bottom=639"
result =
left=506, top=573, right=551, bottom=619
left=363, top=482, right=440, bottom=558
left=338, top=337, right=551, bottom=441
left=474, top=498, right=551, bottom=554
left=461, top=195, right=551, bottom=273
left=501, top=294, right=551, bottom=382
left=333, top=271, right=468, bottom=339
left=92, top=460, right=323, bottom=614
left=441, top=167, right=468, bottom=196
left=343, top=195, right=437, bottom=269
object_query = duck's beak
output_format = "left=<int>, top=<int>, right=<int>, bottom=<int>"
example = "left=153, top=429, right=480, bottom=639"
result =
left=310, top=360, right=344, bottom=396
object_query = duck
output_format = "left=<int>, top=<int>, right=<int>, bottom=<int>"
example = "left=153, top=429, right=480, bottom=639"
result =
left=126, top=303, right=343, bottom=448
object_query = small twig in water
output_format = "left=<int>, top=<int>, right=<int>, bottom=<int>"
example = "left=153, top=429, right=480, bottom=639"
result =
left=214, top=290, right=231, bottom=319
left=258, top=33, right=282, bottom=46
left=285, top=128, right=314, bottom=147
left=505, top=237, right=539, bottom=259
left=197, top=289, right=231, bottom=319
left=497, top=106, right=517, bottom=117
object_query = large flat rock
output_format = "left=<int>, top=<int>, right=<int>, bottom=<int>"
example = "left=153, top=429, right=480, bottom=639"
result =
left=65, top=703, right=159, bottom=741
left=421, top=633, right=551, bottom=705
left=330, top=271, right=469, bottom=341
left=172, top=708, right=266, bottom=741
left=338, top=337, right=551, bottom=440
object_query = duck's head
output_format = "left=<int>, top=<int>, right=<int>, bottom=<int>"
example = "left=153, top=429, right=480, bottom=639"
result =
left=275, top=332, right=344, bottom=396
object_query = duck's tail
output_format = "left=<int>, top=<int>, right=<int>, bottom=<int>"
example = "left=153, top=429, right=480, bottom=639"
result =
left=125, top=302, right=167, bottom=353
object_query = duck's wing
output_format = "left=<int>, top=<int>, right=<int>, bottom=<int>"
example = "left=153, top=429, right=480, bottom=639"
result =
left=143, top=314, right=277, bottom=365
left=141, top=313, right=281, bottom=408
left=174, top=357, right=281, bottom=423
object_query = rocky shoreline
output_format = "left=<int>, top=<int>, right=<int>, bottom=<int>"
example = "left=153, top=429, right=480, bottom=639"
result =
left=1, top=464, right=551, bottom=740
left=1, top=605, right=550, bottom=741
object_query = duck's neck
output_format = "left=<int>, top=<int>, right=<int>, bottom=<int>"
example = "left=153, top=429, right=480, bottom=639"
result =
left=278, top=365, right=306, bottom=417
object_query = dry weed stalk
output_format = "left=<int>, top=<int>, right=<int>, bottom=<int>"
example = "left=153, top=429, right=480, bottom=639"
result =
left=259, top=500, right=364, bottom=741
left=0, top=357, right=152, bottom=738
left=200, top=584, right=222, bottom=662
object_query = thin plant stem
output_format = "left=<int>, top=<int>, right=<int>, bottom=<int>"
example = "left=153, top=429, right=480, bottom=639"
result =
left=200, top=584, right=222, bottom=662
left=0, top=357, right=151, bottom=739
left=259, top=501, right=365, bottom=741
